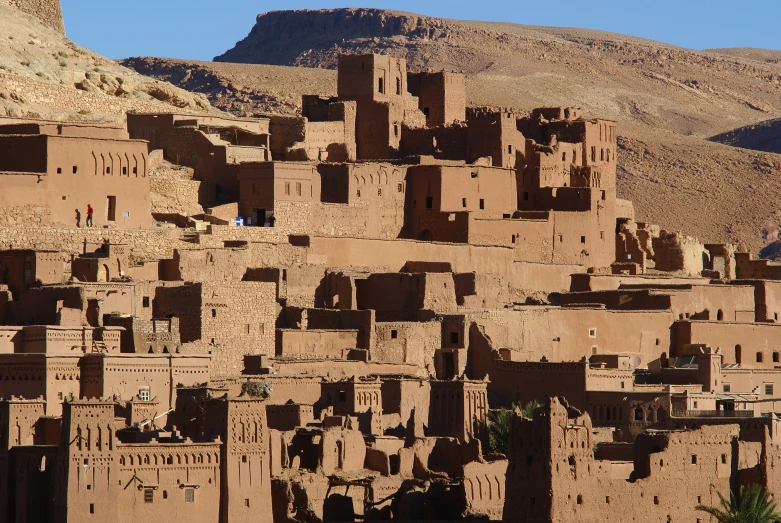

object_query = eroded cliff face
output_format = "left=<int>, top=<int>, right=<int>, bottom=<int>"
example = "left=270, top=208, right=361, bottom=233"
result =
left=3, top=0, right=64, bottom=33
left=215, top=8, right=453, bottom=67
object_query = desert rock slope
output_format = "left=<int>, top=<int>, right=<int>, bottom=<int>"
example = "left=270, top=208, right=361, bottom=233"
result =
left=0, top=2, right=214, bottom=124
left=126, top=8, right=781, bottom=250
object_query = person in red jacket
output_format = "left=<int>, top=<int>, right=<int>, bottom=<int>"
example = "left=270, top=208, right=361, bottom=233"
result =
left=86, top=204, right=94, bottom=228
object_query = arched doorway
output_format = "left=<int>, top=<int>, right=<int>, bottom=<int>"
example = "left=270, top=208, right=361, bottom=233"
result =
left=97, top=264, right=109, bottom=282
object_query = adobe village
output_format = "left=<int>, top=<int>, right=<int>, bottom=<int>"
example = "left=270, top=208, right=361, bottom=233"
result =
left=2, top=1, right=781, bottom=522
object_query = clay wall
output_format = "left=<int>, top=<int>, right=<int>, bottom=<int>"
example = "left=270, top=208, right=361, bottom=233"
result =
left=372, top=320, right=442, bottom=370
left=428, top=380, right=487, bottom=442
left=735, top=252, right=781, bottom=280
left=407, top=164, right=516, bottom=216
left=0, top=134, right=152, bottom=228
left=737, top=280, right=781, bottom=322
left=503, top=398, right=735, bottom=523
left=673, top=320, right=781, bottom=369
left=560, top=284, right=755, bottom=323
left=407, top=71, right=466, bottom=127
left=465, top=110, right=525, bottom=168
left=276, top=329, right=360, bottom=358
left=462, top=460, right=507, bottom=520
left=0, top=122, right=127, bottom=140
left=266, top=403, right=314, bottom=431
left=155, top=282, right=277, bottom=376
left=465, top=306, right=670, bottom=369
left=81, top=354, right=210, bottom=415
left=400, top=125, right=468, bottom=159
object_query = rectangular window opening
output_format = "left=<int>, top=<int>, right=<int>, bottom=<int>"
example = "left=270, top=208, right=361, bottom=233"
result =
left=479, top=199, right=485, bottom=210
left=106, top=196, right=116, bottom=222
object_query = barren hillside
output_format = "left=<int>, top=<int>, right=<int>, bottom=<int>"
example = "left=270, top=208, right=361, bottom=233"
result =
left=0, top=2, right=214, bottom=123
left=124, top=8, right=781, bottom=250
left=709, top=118, right=781, bottom=155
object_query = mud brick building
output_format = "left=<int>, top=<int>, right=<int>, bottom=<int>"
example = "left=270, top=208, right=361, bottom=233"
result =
left=2, top=48, right=781, bottom=523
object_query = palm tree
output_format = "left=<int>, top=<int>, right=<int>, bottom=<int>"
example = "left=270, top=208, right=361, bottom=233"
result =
left=486, top=400, right=541, bottom=454
left=696, top=484, right=781, bottom=523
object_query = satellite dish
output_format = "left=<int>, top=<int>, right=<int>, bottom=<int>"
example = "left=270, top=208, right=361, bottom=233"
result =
left=629, top=356, right=641, bottom=368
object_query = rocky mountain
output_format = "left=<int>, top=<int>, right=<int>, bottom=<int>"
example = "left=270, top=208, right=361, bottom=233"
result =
left=0, top=1, right=214, bottom=123
left=710, top=118, right=781, bottom=155
left=124, top=8, right=781, bottom=251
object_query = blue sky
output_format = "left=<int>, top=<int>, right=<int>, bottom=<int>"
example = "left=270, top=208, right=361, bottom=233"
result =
left=60, top=0, right=781, bottom=61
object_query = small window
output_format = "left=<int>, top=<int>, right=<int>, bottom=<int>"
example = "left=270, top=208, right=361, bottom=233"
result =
left=163, top=490, right=168, bottom=499
left=562, top=152, right=567, bottom=162
left=357, top=189, right=361, bottom=198
left=766, top=384, right=774, bottom=395
left=258, top=324, right=264, bottom=334
left=462, top=198, right=467, bottom=208
left=774, top=352, right=779, bottom=363
left=634, top=408, right=643, bottom=421
left=284, top=183, right=290, bottom=196
left=133, top=167, right=138, bottom=175
left=73, top=166, right=78, bottom=174
left=243, top=324, right=250, bottom=334
left=296, top=182, right=302, bottom=196
left=396, top=77, right=401, bottom=95
left=588, top=328, right=596, bottom=338
left=479, top=199, right=485, bottom=210
left=391, top=330, right=398, bottom=339
left=122, top=167, right=127, bottom=175
left=576, top=495, right=582, bottom=505
left=212, top=309, right=217, bottom=318
left=691, top=454, right=697, bottom=464
left=653, top=496, right=659, bottom=505
left=58, top=391, right=63, bottom=399
left=56, top=167, right=62, bottom=174
left=244, top=499, right=250, bottom=507
left=721, top=454, right=727, bottom=464
left=508, top=145, right=513, bottom=154
left=511, top=235, right=516, bottom=244
left=723, top=384, right=731, bottom=393
left=378, top=77, right=385, bottom=94
left=185, top=488, right=195, bottom=503
left=450, top=332, right=459, bottom=344
left=139, top=388, right=150, bottom=402
left=397, top=183, right=403, bottom=193
left=393, top=124, right=399, bottom=138
left=559, top=234, right=563, bottom=243
left=90, top=504, right=95, bottom=514
left=757, top=352, right=764, bottom=363
left=591, top=147, right=596, bottom=162
left=581, top=236, right=586, bottom=244
left=144, top=489, right=154, bottom=503
left=142, top=296, right=150, bottom=308
left=425, top=196, right=433, bottom=209
left=693, top=401, right=698, bottom=409
left=106, top=167, right=111, bottom=174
